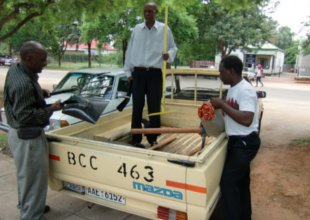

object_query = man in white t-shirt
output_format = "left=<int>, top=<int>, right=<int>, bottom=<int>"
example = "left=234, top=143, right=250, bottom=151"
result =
left=211, top=55, right=261, bottom=220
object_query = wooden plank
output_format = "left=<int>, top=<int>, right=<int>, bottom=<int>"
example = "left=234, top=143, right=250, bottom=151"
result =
left=148, top=136, right=177, bottom=150
left=131, top=127, right=201, bottom=134
left=94, top=122, right=131, bottom=141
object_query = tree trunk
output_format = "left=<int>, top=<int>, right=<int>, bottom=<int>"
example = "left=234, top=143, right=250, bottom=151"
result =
left=88, top=41, right=91, bottom=68
left=122, top=39, right=127, bottom=66
left=58, top=54, right=61, bottom=67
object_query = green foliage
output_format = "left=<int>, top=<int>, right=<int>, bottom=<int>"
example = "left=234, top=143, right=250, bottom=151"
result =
left=214, top=0, right=266, bottom=10
left=301, top=17, right=310, bottom=55
left=0, top=0, right=280, bottom=67
left=94, top=52, right=123, bottom=66
left=202, top=2, right=276, bottom=57
left=0, top=43, right=9, bottom=55
left=284, top=41, right=299, bottom=65
left=5, top=18, right=58, bottom=54
left=275, top=26, right=294, bottom=50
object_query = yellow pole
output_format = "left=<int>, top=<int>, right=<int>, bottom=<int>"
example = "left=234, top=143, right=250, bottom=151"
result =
left=161, top=6, right=168, bottom=111
left=149, top=6, right=172, bottom=117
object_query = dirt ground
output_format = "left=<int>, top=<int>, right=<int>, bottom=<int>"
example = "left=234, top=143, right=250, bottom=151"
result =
left=0, top=74, right=309, bottom=220
left=250, top=76, right=310, bottom=220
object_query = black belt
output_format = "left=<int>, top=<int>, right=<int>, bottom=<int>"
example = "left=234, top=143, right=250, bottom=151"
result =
left=228, top=131, right=258, bottom=141
left=134, top=67, right=161, bottom=72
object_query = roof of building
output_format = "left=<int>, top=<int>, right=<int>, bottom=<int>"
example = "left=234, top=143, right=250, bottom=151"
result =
left=247, top=42, right=283, bottom=52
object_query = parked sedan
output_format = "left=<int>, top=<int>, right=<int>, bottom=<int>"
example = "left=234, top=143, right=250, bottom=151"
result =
left=0, top=68, right=131, bottom=131
left=4, top=57, right=17, bottom=66
left=0, top=56, right=6, bottom=65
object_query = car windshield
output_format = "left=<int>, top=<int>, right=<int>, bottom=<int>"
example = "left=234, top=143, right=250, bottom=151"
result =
left=53, top=72, right=114, bottom=99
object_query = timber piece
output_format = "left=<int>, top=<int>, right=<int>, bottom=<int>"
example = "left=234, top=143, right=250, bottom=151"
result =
left=187, top=139, right=205, bottom=156
left=187, top=146, right=202, bottom=156
left=169, top=133, right=199, bottom=154
left=148, top=136, right=177, bottom=150
left=94, top=122, right=131, bottom=141
left=180, top=135, right=202, bottom=155
left=131, top=127, right=201, bottom=134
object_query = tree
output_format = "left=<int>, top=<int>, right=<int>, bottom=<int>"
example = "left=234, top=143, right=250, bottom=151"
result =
left=301, top=17, right=310, bottom=55
left=284, top=41, right=299, bottom=65
left=0, top=0, right=55, bottom=42
left=52, top=22, right=81, bottom=67
left=203, top=2, right=276, bottom=57
left=275, top=26, right=294, bottom=50
left=0, top=0, right=127, bottom=42
left=4, top=18, right=58, bottom=55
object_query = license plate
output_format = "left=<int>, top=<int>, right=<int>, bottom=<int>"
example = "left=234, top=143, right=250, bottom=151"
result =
left=64, top=182, right=85, bottom=194
left=86, top=187, right=126, bottom=205
left=63, top=182, right=126, bottom=205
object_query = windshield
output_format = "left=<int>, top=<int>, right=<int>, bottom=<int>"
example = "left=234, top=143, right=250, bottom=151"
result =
left=53, top=72, right=114, bottom=99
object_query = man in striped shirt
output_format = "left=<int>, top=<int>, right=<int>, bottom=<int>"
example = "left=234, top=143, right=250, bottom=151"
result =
left=4, top=41, right=62, bottom=220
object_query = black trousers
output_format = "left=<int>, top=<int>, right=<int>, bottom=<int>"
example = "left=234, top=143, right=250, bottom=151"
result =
left=131, top=68, right=162, bottom=144
left=221, top=132, right=260, bottom=220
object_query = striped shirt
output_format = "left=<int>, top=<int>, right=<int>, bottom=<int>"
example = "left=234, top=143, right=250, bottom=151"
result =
left=4, top=63, right=53, bottom=128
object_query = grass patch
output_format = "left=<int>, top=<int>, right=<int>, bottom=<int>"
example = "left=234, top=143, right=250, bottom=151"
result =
left=46, top=61, right=120, bottom=71
left=290, top=137, right=310, bottom=148
left=0, top=132, right=8, bottom=151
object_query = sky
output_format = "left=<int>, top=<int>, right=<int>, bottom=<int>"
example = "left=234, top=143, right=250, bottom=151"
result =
left=267, top=0, right=310, bottom=39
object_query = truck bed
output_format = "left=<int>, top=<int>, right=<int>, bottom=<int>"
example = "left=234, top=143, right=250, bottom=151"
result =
left=93, top=122, right=216, bottom=156
left=49, top=101, right=223, bottom=157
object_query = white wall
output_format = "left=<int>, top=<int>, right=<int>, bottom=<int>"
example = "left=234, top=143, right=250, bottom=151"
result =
left=296, top=54, right=310, bottom=77
left=214, top=49, right=244, bottom=68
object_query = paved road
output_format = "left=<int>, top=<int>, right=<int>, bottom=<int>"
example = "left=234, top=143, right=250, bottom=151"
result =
left=0, top=66, right=68, bottom=93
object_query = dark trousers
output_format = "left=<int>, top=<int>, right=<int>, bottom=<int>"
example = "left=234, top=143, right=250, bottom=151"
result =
left=255, top=76, right=263, bottom=86
left=221, top=132, right=260, bottom=220
left=131, top=68, right=162, bottom=144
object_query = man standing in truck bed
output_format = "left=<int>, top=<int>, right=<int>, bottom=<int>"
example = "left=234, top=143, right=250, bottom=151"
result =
left=124, top=1, right=178, bottom=148
left=211, top=55, right=261, bottom=220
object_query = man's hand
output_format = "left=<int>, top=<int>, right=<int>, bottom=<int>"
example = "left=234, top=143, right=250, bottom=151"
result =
left=42, top=89, right=51, bottom=98
left=210, top=98, right=224, bottom=109
left=128, top=76, right=133, bottom=81
left=51, top=100, right=62, bottom=111
left=162, top=53, right=169, bottom=61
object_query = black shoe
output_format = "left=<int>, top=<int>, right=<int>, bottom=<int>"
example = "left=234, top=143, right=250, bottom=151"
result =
left=44, top=205, right=50, bottom=214
left=130, top=142, right=145, bottom=148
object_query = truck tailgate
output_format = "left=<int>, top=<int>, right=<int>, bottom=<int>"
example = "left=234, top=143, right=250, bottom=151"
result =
left=48, top=137, right=189, bottom=218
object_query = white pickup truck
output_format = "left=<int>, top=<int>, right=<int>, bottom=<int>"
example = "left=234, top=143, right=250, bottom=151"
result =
left=46, top=69, right=265, bottom=220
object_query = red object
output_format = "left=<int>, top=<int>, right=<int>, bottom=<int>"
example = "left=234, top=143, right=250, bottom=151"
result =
left=198, top=102, right=215, bottom=121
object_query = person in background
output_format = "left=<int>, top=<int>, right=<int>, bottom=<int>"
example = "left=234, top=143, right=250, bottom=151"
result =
left=255, top=63, right=264, bottom=87
left=4, top=41, right=62, bottom=220
left=210, top=55, right=261, bottom=220
left=124, top=1, right=178, bottom=148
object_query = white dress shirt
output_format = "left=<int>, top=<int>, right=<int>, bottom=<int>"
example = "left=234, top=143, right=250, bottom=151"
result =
left=124, top=20, right=178, bottom=77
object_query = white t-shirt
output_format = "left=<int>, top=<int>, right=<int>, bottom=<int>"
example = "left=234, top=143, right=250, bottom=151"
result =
left=224, top=79, right=259, bottom=136
left=256, top=68, right=263, bottom=77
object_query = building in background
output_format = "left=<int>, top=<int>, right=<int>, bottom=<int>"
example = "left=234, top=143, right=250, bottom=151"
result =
left=295, top=54, right=310, bottom=77
left=215, top=42, right=285, bottom=75
left=66, top=40, right=117, bottom=55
